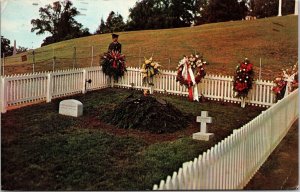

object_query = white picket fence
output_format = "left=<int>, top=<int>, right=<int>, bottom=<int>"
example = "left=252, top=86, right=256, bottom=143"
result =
left=115, top=67, right=275, bottom=107
left=153, top=89, right=299, bottom=190
left=1, top=66, right=275, bottom=113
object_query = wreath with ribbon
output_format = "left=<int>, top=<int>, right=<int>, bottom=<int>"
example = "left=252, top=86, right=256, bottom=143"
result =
left=272, top=64, right=298, bottom=101
left=176, top=54, right=207, bottom=101
left=233, top=58, right=254, bottom=98
left=140, top=57, right=161, bottom=86
left=100, top=51, right=126, bottom=81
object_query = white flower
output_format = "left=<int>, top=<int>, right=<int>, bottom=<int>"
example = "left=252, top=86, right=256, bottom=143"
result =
left=239, top=79, right=242, bottom=81
left=179, top=58, right=186, bottom=65
left=246, top=76, right=248, bottom=79
left=245, top=80, right=247, bottom=83
left=243, top=69, right=246, bottom=71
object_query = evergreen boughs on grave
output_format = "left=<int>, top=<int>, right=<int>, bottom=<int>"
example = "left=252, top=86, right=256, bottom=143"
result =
left=102, top=95, right=190, bottom=133
left=100, top=51, right=126, bottom=81
left=233, top=58, right=254, bottom=98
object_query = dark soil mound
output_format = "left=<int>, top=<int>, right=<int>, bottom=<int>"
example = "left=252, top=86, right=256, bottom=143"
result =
left=102, top=95, right=190, bottom=133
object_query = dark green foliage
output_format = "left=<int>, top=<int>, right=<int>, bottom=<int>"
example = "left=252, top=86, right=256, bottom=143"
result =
left=102, top=94, right=190, bottom=133
left=248, top=0, right=279, bottom=18
left=1, top=36, right=13, bottom=57
left=127, top=0, right=203, bottom=30
left=196, top=0, right=248, bottom=24
left=248, top=0, right=295, bottom=18
left=95, top=11, right=126, bottom=34
left=31, top=1, right=90, bottom=46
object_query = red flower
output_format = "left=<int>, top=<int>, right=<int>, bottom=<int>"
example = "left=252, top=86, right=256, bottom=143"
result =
left=272, top=87, right=281, bottom=93
left=235, top=82, right=247, bottom=91
left=240, top=63, right=253, bottom=72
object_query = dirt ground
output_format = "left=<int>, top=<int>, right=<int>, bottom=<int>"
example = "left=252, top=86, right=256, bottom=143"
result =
left=245, top=120, right=298, bottom=190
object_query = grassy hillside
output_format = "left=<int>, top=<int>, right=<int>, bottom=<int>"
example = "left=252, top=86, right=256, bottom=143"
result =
left=3, top=15, right=298, bottom=79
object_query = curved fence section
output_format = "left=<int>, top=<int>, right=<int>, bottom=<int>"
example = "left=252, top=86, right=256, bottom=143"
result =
left=153, top=89, right=298, bottom=190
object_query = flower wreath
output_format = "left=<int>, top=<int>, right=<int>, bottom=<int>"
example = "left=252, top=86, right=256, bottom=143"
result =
left=176, top=54, right=207, bottom=101
left=272, top=64, right=298, bottom=101
left=140, top=57, right=161, bottom=86
left=233, top=58, right=254, bottom=98
left=176, top=54, right=207, bottom=88
left=100, top=51, right=127, bottom=81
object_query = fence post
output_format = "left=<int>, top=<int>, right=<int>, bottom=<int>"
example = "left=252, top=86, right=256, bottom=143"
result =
left=111, top=77, right=114, bottom=88
left=82, top=69, right=87, bottom=94
left=139, top=47, right=142, bottom=68
left=52, top=47, right=55, bottom=71
left=46, top=73, right=52, bottom=102
left=1, top=77, right=7, bottom=113
left=259, top=58, right=262, bottom=80
left=150, top=85, right=154, bottom=94
left=91, top=46, right=94, bottom=67
left=32, top=50, right=35, bottom=73
left=73, top=46, right=77, bottom=69
left=2, top=53, right=5, bottom=76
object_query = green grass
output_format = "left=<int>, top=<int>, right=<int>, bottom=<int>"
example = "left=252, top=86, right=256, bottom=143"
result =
left=4, top=15, right=298, bottom=79
left=2, top=88, right=263, bottom=190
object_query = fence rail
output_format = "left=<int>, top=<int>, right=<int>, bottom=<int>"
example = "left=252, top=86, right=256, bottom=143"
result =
left=153, top=89, right=298, bottom=190
left=115, top=67, right=275, bottom=107
left=1, top=66, right=275, bottom=113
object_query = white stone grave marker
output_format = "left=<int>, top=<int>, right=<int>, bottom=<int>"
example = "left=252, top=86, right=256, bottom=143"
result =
left=192, top=111, right=214, bottom=141
left=59, top=99, right=83, bottom=117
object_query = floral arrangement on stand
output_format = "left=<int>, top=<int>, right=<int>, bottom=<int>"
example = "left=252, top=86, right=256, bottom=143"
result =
left=140, top=57, right=161, bottom=86
left=233, top=58, right=254, bottom=99
left=176, top=54, right=207, bottom=101
left=100, top=51, right=126, bottom=81
left=272, top=64, right=298, bottom=101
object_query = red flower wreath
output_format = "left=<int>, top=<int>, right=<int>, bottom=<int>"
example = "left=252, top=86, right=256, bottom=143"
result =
left=233, top=58, right=254, bottom=98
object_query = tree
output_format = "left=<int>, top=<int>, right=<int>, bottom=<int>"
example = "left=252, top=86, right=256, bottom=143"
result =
left=282, top=0, right=295, bottom=15
left=95, top=12, right=126, bottom=34
left=95, top=18, right=107, bottom=34
left=1, top=36, right=13, bottom=57
left=127, top=0, right=204, bottom=30
left=248, top=0, right=278, bottom=18
left=16, top=46, right=28, bottom=53
left=197, top=0, right=248, bottom=24
left=31, top=1, right=90, bottom=46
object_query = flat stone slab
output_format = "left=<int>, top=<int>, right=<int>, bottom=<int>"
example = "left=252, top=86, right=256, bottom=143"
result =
left=193, top=132, right=214, bottom=141
left=59, top=99, right=83, bottom=117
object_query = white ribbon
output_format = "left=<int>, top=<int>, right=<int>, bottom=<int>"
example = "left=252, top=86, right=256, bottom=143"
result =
left=181, top=61, right=199, bottom=101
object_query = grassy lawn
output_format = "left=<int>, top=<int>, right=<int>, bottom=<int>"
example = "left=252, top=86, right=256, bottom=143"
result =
left=2, top=88, right=264, bottom=190
left=4, top=15, right=297, bottom=80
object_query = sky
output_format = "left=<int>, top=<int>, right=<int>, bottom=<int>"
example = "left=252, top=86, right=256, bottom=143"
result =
left=0, top=0, right=138, bottom=49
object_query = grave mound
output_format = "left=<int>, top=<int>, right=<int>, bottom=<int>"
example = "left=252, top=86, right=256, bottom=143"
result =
left=102, top=94, right=190, bottom=133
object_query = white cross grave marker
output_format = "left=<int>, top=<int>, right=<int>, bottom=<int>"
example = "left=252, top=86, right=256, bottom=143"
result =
left=192, top=111, right=214, bottom=141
